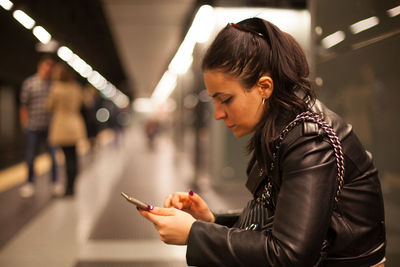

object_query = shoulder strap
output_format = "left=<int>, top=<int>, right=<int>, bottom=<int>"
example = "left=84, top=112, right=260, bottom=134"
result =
left=274, top=111, right=345, bottom=203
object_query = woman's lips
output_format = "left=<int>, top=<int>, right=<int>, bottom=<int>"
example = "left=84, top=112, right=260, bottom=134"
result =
left=226, top=124, right=235, bottom=129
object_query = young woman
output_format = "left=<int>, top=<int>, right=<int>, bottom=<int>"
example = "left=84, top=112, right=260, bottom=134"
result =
left=139, top=18, right=386, bottom=266
left=47, top=63, right=87, bottom=196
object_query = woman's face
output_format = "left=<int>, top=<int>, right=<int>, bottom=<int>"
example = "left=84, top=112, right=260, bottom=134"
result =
left=204, top=70, right=264, bottom=137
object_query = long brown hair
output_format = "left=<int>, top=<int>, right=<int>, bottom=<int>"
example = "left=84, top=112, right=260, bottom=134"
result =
left=202, top=17, right=315, bottom=176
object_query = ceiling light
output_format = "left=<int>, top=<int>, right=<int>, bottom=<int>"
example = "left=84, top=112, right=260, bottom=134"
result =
left=349, top=16, right=379, bottom=34
left=387, top=5, right=400, bottom=17
left=187, top=5, right=215, bottom=43
left=88, top=71, right=107, bottom=90
left=321, top=30, right=345, bottom=49
left=315, top=26, right=323, bottom=36
left=0, top=0, right=13, bottom=10
left=112, top=92, right=130, bottom=109
left=133, top=98, right=154, bottom=113
left=67, top=54, right=93, bottom=78
left=151, top=71, right=177, bottom=104
left=79, top=66, right=93, bottom=78
left=102, top=83, right=117, bottom=98
left=13, top=10, right=35, bottom=29
left=96, top=108, right=110, bottom=123
left=57, top=46, right=73, bottom=61
left=35, top=39, right=59, bottom=52
left=33, top=26, right=51, bottom=43
left=168, top=41, right=194, bottom=75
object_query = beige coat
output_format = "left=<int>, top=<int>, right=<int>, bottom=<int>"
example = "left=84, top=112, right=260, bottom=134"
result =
left=47, top=81, right=87, bottom=146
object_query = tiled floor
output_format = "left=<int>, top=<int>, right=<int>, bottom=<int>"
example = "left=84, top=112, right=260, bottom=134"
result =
left=0, top=125, right=192, bottom=267
left=0, top=122, right=399, bottom=266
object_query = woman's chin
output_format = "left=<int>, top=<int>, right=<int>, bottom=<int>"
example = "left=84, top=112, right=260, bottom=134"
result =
left=233, top=129, right=251, bottom=138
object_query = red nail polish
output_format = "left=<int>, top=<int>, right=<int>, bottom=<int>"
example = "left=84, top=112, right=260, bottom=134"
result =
left=147, top=205, right=154, bottom=210
left=189, top=190, right=194, bottom=196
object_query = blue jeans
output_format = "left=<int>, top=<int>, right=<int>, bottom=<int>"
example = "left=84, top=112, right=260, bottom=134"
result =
left=25, top=129, right=57, bottom=183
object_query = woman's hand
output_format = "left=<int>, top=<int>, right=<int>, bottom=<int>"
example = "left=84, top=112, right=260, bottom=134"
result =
left=138, top=207, right=196, bottom=245
left=164, top=191, right=215, bottom=223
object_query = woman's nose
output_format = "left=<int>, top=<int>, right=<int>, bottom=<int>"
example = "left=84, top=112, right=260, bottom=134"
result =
left=214, top=105, right=226, bottom=120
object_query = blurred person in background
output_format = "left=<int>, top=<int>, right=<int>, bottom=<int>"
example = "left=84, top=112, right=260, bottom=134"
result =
left=139, top=18, right=386, bottom=266
left=144, top=118, right=160, bottom=150
left=47, top=62, right=87, bottom=197
left=19, top=55, right=61, bottom=198
left=82, top=84, right=101, bottom=151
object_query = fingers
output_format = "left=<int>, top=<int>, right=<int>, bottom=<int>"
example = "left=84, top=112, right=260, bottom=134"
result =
left=164, top=192, right=187, bottom=209
left=163, top=191, right=200, bottom=210
left=138, top=207, right=176, bottom=224
left=137, top=208, right=153, bottom=221
left=151, top=207, right=176, bottom=216
left=164, top=194, right=173, bottom=208
left=188, top=189, right=199, bottom=203
left=171, top=194, right=184, bottom=209
left=187, top=190, right=205, bottom=209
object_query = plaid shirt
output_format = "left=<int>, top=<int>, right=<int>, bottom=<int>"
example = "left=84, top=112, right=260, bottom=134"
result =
left=20, top=74, right=53, bottom=130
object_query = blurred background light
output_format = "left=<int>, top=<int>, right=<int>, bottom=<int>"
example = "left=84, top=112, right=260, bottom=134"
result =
left=112, top=92, right=130, bottom=109
left=387, top=5, right=400, bottom=17
left=198, top=89, right=212, bottom=103
left=96, top=108, right=110, bottom=123
left=151, top=5, right=216, bottom=108
left=151, top=70, right=177, bottom=104
left=0, top=0, right=13, bottom=10
left=186, top=5, right=215, bottom=44
left=321, top=30, right=345, bottom=48
left=133, top=98, right=154, bottom=113
left=349, top=16, right=379, bottom=34
left=315, top=26, right=323, bottom=35
left=57, top=46, right=73, bottom=62
left=67, top=54, right=92, bottom=78
left=101, top=83, right=116, bottom=98
left=35, top=39, right=59, bottom=53
left=168, top=41, right=194, bottom=75
left=32, top=26, right=52, bottom=44
left=183, top=94, right=199, bottom=109
left=13, top=10, right=35, bottom=29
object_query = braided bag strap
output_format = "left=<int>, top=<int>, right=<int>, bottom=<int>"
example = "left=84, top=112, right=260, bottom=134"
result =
left=274, top=111, right=345, bottom=203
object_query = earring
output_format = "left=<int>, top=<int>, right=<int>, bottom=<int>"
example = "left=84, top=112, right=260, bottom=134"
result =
left=262, top=98, right=266, bottom=105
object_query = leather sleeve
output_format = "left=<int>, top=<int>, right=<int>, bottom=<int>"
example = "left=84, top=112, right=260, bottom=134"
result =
left=186, top=127, right=338, bottom=267
left=213, top=210, right=241, bottom=227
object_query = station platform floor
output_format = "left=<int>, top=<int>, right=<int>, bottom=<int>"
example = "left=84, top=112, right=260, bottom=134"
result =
left=0, top=123, right=399, bottom=266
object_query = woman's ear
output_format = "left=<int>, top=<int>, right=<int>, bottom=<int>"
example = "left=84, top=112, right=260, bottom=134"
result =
left=257, top=75, right=274, bottom=100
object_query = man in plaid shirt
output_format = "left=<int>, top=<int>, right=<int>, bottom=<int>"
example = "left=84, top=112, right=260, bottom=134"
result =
left=19, top=55, right=62, bottom=198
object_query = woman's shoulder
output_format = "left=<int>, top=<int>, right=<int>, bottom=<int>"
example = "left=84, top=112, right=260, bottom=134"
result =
left=278, top=100, right=353, bottom=153
left=310, top=99, right=353, bottom=139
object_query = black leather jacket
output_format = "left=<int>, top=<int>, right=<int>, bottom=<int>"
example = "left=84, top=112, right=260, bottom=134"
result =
left=186, top=100, right=386, bottom=267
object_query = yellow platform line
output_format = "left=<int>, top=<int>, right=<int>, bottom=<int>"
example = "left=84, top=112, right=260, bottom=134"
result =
left=0, top=154, right=53, bottom=193
left=0, top=133, right=108, bottom=193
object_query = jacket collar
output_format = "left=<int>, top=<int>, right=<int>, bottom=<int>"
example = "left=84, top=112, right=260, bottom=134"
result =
left=246, top=160, right=267, bottom=195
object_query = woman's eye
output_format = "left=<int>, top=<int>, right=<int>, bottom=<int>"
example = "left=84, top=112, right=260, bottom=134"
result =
left=221, top=97, right=232, bottom=104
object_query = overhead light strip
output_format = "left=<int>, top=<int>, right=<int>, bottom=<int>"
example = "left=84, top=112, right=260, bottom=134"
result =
left=33, top=26, right=51, bottom=44
left=387, top=5, right=400, bottom=17
left=321, top=30, right=345, bottom=49
left=0, top=0, right=13, bottom=10
left=13, top=10, right=35, bottom=29
left=151, top=5, right=215, bottom=106
left=349, top=16, right=379, bottom=34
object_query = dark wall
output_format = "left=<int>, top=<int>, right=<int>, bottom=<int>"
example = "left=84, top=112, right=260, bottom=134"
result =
left=310, top=0, right=400, bottom=175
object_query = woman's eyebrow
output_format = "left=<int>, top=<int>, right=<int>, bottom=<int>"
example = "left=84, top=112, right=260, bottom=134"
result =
left=212, top=92, right=232, bottom=98
left=211, top=92, right=221, bottom=98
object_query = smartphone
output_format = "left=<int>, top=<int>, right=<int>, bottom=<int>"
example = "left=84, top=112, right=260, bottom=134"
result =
left=121, top=192, right=150, bottom=211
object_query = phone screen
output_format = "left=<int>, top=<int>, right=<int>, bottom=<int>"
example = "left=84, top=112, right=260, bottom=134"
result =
left=121, top=192, right=150, bottom=211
